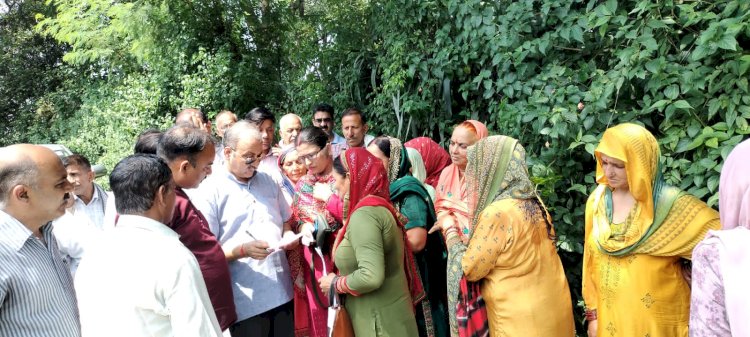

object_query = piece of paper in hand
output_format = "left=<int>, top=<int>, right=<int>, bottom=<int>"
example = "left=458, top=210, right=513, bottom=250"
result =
left=269, top=232, right=304, bottom=251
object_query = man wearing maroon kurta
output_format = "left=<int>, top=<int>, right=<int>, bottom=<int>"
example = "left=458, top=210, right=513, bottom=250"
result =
left=158, top=125, right=237, bottom=330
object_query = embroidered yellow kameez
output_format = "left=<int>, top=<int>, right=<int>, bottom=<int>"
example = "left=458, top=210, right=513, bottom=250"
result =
left=446, top=136, right=574, bottom=337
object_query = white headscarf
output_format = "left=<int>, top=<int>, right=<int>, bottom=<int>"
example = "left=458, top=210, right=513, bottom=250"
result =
left=406, top=147, right=436, bottom=201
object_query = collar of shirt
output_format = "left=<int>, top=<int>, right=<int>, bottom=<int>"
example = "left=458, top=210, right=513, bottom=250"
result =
left=74, top=184, right=102, bottom=207
left=115, top=214, right=179, bottom=239
left=332, top=132, right=346, bottom=145
left=277, top=140, right=293, bottom=149
left=219, top=165, right=259, bottom=187
left=0, top=209, right=47, bottom=252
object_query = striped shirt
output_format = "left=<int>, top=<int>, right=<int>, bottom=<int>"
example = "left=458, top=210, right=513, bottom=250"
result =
left=72, top=183, right=108, bottom=230
left=0, top=210, right=81, bottom=337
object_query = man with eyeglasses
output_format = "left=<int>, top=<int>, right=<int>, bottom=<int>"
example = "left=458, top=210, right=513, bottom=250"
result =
left=192, top=120, right=299, bottom=337
left=312, top=103, right=346, bottom=146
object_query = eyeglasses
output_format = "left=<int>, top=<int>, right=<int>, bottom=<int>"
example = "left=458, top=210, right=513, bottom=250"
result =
left=298, top=144, right=329, bottom=162
left=314, top=117, right=333, bottom=124
left=231, top=148, right=263, bottom=165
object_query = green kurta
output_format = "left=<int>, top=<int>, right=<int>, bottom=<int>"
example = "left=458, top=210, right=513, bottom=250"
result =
left=399, top=194, right=450, bottom=337
left=335, top=206, right=419, bottom=337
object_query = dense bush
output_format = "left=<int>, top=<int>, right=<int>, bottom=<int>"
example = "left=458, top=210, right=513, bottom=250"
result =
left=289, top=0, right=750, bottom=333
left=2, top=0, right=748, bottom=334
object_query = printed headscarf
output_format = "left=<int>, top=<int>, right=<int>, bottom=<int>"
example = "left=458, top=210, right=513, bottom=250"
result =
left=465, top=135, right=536, bottom=230
left=386, top=137, right=406, bottom=183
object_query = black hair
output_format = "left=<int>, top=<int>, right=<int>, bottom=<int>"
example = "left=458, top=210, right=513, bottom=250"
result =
left=341, top=107, right=367, bottom=124
left=369, top=136, right=391, bottom=158
left=313, top=103, right=334, bottom=117
left=520, top=198, right=557, bottom=242
left=296, top=126, right=328, bottom=148
left=244, top=107, right=276, bottom=125
left=157, top=125, right=214, bottom=166
left=332, top=155, right=347, bottom=176
left=62, top=153, right=92, bottom=170
left=109, top=154, right=172, bottom=215
left=134, top=129, right=163, bottom=155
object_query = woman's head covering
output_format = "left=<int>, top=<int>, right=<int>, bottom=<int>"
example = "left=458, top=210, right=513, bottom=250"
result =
left=465, top=135, right=536, bottom=232
left=719, top=138, right=750, bottom=230
left=277, top=146, right=296, bottom=167
left=333, top=147, right=425, bottom=304
left=339, top=147, right=390, bottom=221
left=404, top=137, right=451, bottom=188
left=594, top=123, right=662, bottom=220
left=464, top=120, right=489, bottom=139
left=705, top=138, right=750, bottom=337
left=589, top=123, right=719, bottom=257
left=406, top=148, right=427, bottom=183
left=277, top=147, right=299, bottom=196
left=386, top=137, right=408, bottom=183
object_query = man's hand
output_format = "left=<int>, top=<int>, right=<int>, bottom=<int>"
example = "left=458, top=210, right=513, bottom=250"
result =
left=242, top=240, right=271, bottom=260
left=190, top=114, right=207, bottom=131
left=271, top=146, right=283, bottom=157
left=313, top=183, right=333, bottom=202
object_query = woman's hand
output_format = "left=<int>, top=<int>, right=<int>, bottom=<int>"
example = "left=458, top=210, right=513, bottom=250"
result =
left=299, top=222, right=316, bottom=246
left=313, top=183, right=334, bottom=202
left=428, top=213, right=456, bottom=234
left=587, top=319, right=597, bottom=337
left=279, top=231, right=302, bottom=251
left=318, top=273, right=337, bottom=295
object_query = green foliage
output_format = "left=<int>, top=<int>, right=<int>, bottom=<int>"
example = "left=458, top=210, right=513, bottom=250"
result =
left=301, top=0, right=749, bottom=333
left=0, top=0, right=71, bottom=146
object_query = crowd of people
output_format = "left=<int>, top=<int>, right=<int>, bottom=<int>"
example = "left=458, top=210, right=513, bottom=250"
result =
left=0, top=103, right=746, bottom=337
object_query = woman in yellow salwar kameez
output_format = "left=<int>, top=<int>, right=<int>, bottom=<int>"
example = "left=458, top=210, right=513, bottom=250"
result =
left=582, top=123, right=721, bottom=337
left=434, top=135, right=575, bottom=337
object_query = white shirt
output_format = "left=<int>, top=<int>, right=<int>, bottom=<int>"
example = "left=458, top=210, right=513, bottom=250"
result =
left=73, top=184, right=107, bottom=229
left=52, top=186, right=112, bottom=277
left=75, top=215, right=222, bottom=337
left=192, top=168, right=293, bottom=320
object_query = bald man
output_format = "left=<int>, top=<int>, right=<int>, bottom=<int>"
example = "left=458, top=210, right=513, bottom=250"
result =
left=214, top=110, right=238, bottom=166
left=215, top=110, right=238, bottom=140
left=0, top=144, right=80, bottom=337
left=277, top=113, right=302, bottom=149
left=176, top=108, right=212, bottom=134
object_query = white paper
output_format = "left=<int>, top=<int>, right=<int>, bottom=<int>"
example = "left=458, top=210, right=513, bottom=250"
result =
left=268, top=232, right=304, bottom=251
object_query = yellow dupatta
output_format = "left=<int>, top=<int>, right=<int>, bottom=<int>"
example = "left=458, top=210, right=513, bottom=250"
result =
left=587, top=123, right=718, bottom=258
left=582, top=123, right=720, bottom=334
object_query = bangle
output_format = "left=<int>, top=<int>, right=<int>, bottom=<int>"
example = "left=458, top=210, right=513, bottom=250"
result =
left=239, top=243, right=246, bottom=258
left=443, top=227, right=458, bottom=237
left=585, top=309, right=597, bottom=321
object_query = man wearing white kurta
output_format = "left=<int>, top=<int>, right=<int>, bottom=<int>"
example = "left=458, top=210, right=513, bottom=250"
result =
left=75, top=154, right=222, bottom=337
